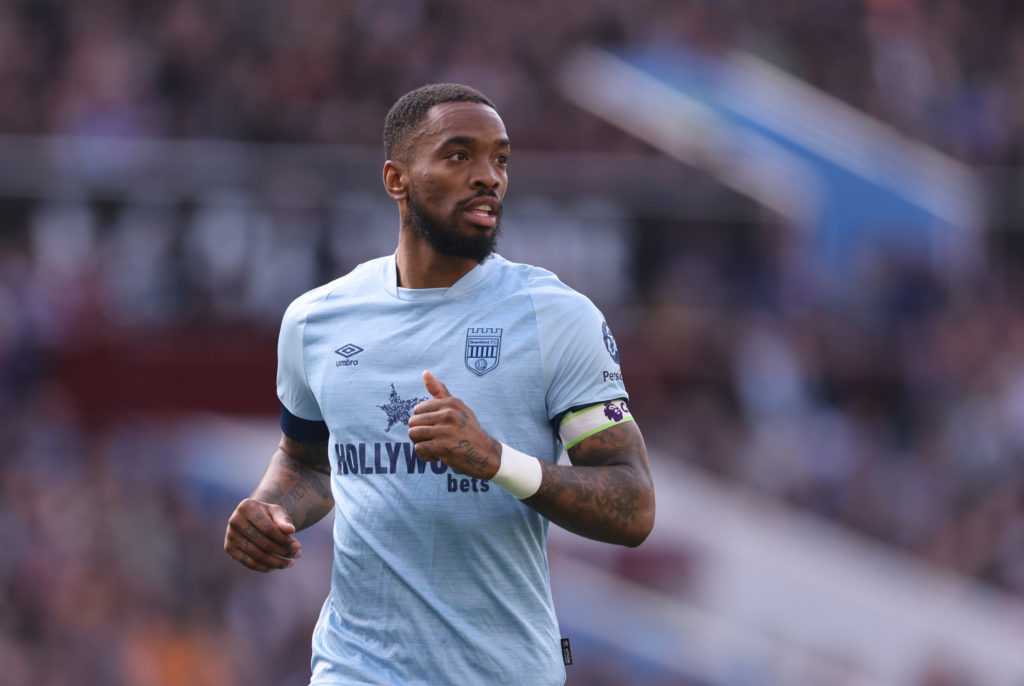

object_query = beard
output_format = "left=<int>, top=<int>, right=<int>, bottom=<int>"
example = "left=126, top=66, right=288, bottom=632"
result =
left=404, top=186, right=501, bottom=264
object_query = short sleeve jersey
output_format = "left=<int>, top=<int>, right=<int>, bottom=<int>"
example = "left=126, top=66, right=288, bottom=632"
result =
left=277, top=253, right=628, bottom=686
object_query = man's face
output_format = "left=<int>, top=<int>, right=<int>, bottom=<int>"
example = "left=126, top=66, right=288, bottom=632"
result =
left=401, top=102, right=510, bottom=262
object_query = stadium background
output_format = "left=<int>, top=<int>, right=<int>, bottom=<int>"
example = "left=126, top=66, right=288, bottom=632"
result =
left=3, top=0, right=1024, bottom=684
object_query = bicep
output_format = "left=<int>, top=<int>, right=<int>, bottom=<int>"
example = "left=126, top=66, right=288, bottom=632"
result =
left=278, top=433, right=331, bottom=475
left=529, top=410, right=654, bottom=546
left=566, top=419, right=650, bottom=476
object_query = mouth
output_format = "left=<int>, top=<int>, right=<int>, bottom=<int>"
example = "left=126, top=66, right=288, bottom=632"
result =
left=461, top=197, right=501, bottom=229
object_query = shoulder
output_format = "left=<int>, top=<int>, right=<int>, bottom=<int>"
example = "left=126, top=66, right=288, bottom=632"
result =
left=491, top=254, right=595, bottom=313
left=281, top=257, right=386, bottom=328
left=522, top=265, right=603, bottom=326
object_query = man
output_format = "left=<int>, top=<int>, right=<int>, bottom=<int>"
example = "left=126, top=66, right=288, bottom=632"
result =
left=224, top=83, right=655, bottom=685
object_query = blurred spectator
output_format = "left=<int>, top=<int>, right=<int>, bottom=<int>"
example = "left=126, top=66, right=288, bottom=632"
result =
left=5, top=0, right=1017, bottom=162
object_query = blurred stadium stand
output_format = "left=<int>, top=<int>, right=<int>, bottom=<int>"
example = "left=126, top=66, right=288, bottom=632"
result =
left=4, top=1, right=1024, bottom=685
left=559, top=45, right=985, bottom=289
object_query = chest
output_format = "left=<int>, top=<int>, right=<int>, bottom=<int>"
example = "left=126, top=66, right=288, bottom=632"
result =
left=303, top=298, right=546, bottom=440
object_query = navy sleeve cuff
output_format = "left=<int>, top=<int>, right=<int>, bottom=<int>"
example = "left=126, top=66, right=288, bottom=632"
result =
left=280, top=403, right=330, bottom=443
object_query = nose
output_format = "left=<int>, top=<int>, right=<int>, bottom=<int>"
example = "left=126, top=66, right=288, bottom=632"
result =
left=470, top=160, right=504, bottom=192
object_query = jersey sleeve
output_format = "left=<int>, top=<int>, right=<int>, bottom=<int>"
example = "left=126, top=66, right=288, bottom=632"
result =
left=529, top=273, right=629, bottom=421
left=276, top=292, right=325, bottom=425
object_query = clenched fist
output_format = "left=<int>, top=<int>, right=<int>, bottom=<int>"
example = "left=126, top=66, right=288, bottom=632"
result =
left=224, top=498, right=302, bottom=572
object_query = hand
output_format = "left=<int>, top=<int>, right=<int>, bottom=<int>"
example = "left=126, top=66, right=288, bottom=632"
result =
left=408, top=370, right=501, bottom=480
left=224, top=498, right=302, bottom=572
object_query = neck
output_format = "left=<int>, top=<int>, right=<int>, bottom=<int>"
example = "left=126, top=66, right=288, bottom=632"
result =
left=394, top=229, right=481, bottom=289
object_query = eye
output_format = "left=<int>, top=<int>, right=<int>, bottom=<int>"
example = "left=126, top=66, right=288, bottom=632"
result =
left=446, top=151, right=469, bottom=161
left=497, top=154, right=509, bottom=166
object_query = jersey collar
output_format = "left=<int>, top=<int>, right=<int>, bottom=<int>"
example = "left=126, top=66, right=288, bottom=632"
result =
left=381, top=253, right=501, bottom=301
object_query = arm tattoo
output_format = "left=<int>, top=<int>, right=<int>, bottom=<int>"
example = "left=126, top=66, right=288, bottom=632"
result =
left=280, top=439, right=332, bottom=501
left=455, top=438, right=496, bottom=470
left=283, top=439, right=332, bottom=475
left=541, top=463, right=641, bottom=528
left=527, top=422, right=653, bottom=545
left=253, top=439, right=334, bottom=530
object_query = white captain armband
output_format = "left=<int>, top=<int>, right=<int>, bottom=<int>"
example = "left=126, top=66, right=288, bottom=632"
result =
left=492, top=444, right=544, bottom=500
left=559, top=400, right=634, bottom=450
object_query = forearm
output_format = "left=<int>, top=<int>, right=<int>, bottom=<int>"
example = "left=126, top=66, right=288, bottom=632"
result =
left=407, top=385, right=655, bottom=546
left=524, top=461, right=654, bottom=547
left=252, top=445, right=334, bottom=531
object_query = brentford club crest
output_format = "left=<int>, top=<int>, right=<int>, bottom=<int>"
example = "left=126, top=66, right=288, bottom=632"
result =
left=465, top=327, right=502, bottom=376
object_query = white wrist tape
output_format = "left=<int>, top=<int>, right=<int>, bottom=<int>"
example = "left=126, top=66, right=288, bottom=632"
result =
left=491, top=444, right=543, bottom=499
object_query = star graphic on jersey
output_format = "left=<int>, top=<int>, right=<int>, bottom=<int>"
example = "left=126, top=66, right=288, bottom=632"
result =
left=377, top=383, right=428, bottom=432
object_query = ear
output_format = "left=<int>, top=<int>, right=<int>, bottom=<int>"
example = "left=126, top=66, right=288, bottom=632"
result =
left=383, top=160, right=409, bottom=201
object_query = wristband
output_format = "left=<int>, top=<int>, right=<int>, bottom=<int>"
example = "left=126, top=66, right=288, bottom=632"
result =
left=491, top=444, right=543, bottom=499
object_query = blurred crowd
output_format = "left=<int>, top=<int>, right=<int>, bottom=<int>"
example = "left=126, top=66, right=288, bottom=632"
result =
left=624, top=226, right=1024, bottom=597
left=1, top=0, right=1023, bottom=165
left=0, top=387, right=333, bottom=685
left=3, top=0, right=1024, bottom=685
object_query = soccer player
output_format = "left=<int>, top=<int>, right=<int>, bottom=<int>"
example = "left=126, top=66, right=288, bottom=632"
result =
left=224, top=83, right=655, bottom=685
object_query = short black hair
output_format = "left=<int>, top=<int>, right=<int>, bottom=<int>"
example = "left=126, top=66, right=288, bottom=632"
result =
left=383, top=83, right=496, bottom=161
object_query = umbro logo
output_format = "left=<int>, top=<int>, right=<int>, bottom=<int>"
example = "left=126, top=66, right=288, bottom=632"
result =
left=335, top=343, right=363, bottom=367
left=336, top=344, right=363, bottom=358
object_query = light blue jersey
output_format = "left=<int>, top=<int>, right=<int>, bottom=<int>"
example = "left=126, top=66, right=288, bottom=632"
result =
left=276, top=253, right=628, bottom=686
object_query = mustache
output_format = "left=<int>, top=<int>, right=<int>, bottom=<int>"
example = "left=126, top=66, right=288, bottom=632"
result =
left=458, top=191, right=502, bottom=212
